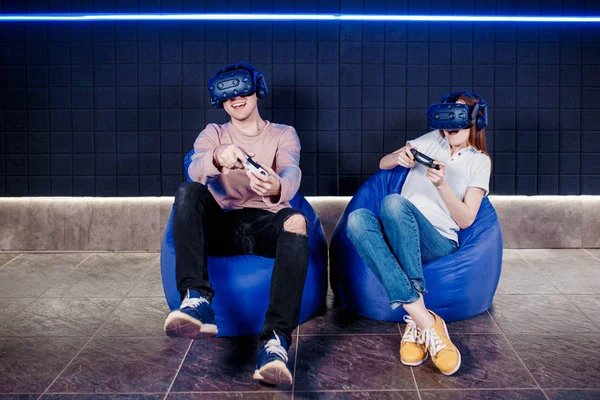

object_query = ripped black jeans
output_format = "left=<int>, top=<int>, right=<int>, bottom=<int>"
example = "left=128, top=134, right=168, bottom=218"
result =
left=172, top=182, right=309, bottom=345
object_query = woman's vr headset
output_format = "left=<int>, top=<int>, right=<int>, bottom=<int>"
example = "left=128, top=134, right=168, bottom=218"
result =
left=427, top=91, right=488, bottom=131
left=208, top=62, right=269, bottom=108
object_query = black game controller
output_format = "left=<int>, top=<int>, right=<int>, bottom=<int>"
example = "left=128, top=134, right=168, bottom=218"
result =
left=410, top=148, right=441, bottom=170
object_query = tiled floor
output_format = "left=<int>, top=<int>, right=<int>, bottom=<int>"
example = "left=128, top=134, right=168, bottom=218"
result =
left=1, top=250, right=600, bottom=400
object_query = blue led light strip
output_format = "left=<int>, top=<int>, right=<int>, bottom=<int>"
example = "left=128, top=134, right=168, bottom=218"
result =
left=0, top=14, right=599, bottom=22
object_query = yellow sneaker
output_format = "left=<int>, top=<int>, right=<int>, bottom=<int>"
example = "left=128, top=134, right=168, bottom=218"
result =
left=422, top=311, right=461, bottom=376
left=400, top=315, right=428, bottom=366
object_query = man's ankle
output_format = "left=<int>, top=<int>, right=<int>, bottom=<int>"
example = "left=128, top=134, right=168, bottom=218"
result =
left=260, top=330, right=290, bottom=350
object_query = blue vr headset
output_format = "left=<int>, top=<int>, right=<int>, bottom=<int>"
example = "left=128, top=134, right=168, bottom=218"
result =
left=427, top=91, right=488, bottom=131
left=207, top=62, right=269, bottom=108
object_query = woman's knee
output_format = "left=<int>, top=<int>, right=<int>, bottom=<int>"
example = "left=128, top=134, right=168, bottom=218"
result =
left=347, top=208, right=375, bottom=239
left=380, top=194, right=411, bottom=221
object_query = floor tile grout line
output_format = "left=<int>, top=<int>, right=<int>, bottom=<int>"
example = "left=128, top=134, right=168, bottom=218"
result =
left=495, top=252, right=600, bottom=332
left=37, top=289, right=133, bottom=398
left=22, top=388, right=600, bottom=396
left=289, top=389, right=418, bottom=393
left=37, top=253, right=157, bottom=397
left=486, top=310, right=500, bottom=330
left=287, top=388, right=554, bottom=393
left=497, top=327, right=551, bottom=400
left=36, top=333, right=98, bottom=400
left=123, top=255, right=162, bottom=298
left=298, top=332, right=497, bottom=336
left=19, top=388, right=579, bottom=396
left=0, top=253, right=23, bottom=270
left=291, top=325, right=301, bottom=399
left=297, top=332, right=401, bottom=336
left=413, top=388, right=573, bottom=392
left=0, top=333, right=533, bottom=340
left=163, top=339, right=194, bottom=400
left=162, top=389, right=292, bottom=394
left=14, top=250, right=595, bottom=398
left=485, top=310, right=550, bottom=398
left=583, top=249, right=600, bottom=263
left=91, top=255, right=163, bottom=337
left=122, top=254, right=162, bottom=297
left=410, top=366, right=422, bottom=400
left=562, top=294, right=600, bottom=331
left=35, top=254, right=94, bottom=299
left=35, top=392, right=168, bottom=395
left=514, top=249, right=564, bottom=294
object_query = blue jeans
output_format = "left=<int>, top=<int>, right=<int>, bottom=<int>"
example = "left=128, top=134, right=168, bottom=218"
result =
left=347, top=194, right=458, bottom=307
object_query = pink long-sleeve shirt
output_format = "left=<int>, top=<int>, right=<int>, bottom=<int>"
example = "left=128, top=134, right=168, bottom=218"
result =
left=187, top=121, right=302, bottom=213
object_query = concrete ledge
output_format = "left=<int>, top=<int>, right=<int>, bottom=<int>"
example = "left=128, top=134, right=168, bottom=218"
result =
left=0, top=196, right=598, bottom=251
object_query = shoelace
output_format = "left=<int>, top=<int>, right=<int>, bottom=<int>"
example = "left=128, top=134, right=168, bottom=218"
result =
left=264, top=331, right=288, bottom=362
left=421, top=328, right=447, bottom=357
left=401, top=316, right=421, bottom=344
left=180, top=296, right=209, bottom=309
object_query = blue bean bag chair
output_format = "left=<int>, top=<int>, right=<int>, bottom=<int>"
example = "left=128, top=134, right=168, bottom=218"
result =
left=161, top=150, right=328, bottom=337
left=330, top=166, right=503, bottom=322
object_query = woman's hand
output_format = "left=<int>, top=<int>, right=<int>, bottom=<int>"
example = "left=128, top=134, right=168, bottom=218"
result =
left=426, top=161, right=446, bottom=187
left=397, top=146, right=416, bottom=168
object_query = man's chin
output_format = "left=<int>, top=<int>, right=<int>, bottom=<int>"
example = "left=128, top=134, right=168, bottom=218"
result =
left=231, top=112, right=252, bottom=122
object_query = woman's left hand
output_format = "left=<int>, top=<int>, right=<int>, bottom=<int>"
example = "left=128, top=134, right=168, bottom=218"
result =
left=426, top=161, right=446, bottom=187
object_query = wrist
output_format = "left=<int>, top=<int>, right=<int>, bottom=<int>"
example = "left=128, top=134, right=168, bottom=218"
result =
left=269, top=177, right=282, bottom=198
left=435, top=179, right=449, bottom=190
left=212, top=145, right=222, bottom=168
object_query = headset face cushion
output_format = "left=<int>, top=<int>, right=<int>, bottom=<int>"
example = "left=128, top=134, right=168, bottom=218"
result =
left=427, top=103, right=473, bottom=130
left=208, top=69, right=255, bottom=107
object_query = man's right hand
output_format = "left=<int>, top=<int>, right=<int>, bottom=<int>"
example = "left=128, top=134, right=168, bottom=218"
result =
left=213, top=144, right=255, bottom=174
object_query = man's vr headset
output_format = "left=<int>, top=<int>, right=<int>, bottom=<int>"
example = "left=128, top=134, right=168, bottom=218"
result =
left=207, top=62, right=269, bottom=108
left=427, top=91, right=488, bottom=131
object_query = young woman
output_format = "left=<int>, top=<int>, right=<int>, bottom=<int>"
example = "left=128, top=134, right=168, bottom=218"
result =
left=346, top=92, right=492, bottom=376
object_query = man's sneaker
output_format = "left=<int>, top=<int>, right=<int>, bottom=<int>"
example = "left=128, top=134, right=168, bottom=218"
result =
left=164, top=290, right=218, bottom=338
left=400, top=315, right=428, bottom=366
left=253, top=331, right=293, bottom=386
left=422, top=310, right=461, bottom=376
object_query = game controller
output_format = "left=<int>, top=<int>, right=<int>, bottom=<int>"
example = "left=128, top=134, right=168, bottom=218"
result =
left=410, top=148, right=441, bottom=170
left=238, top=154, right=268, bottom=176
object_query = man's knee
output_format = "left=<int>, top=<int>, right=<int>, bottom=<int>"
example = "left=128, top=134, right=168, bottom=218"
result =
left=282, top=213, right=307, bottom=235
left=175, top=182, right=211, bottom=209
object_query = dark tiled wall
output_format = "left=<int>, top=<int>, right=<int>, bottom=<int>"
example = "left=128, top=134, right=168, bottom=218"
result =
left=1, top=0, right=600, bottom=196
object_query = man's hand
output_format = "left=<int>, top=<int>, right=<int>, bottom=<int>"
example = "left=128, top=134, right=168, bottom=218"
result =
left=246, top=164, right=281, bottom=197
left=213, top=144, right=255, bottom=174
left=426, top=161, right=446, bottom=187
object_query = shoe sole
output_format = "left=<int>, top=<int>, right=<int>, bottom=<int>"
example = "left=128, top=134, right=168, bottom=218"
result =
left=436, top=316, right=462, bottom=376
left=401, top=352, right=428, bottom=366
left=164, top=311, right=218, bottom=339
left=253, top=360, right=293, bottom=386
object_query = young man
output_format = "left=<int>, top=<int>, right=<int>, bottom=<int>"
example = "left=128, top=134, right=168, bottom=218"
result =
left=164, top=62, right=308, bottom=386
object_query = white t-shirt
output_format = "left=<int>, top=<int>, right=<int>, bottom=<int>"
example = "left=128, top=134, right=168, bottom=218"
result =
left=401, top=130, right=491, bottom=243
